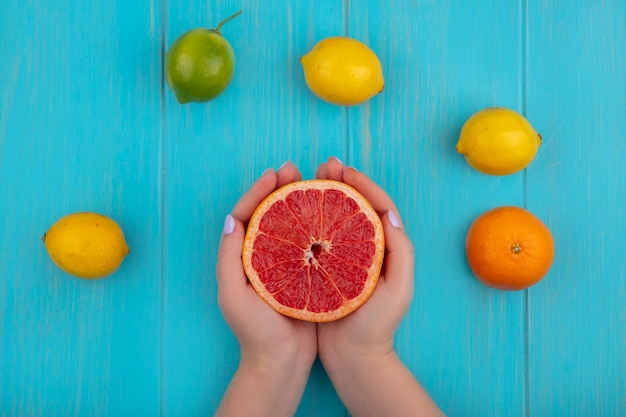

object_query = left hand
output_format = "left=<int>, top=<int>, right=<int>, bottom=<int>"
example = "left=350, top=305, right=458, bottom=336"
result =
left=216, top=162, right=317, bottom=368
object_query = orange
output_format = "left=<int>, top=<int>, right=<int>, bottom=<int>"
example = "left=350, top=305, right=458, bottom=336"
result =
left=465, top=206, right=554, bottom=291
left=242, top=180, right=384, bottom=322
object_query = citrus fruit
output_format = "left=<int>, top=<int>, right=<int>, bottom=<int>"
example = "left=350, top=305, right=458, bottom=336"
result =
left=164, top=10, right=242, bottom=104
left=300, top=36, right=384, bottom=106
left=242, top=180, right=385, bottom=322
left=465, top=206, right=555, bottom=291
left=42, top=212, right=130, bottom=279
left=456, top=107, right=542, bottom=175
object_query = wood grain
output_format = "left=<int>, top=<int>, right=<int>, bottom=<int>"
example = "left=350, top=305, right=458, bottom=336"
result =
left=526, top=1, right=626, bottom=415
left=161, top=1, right=347, bottom=415
left=349, top=2, right=528, bottom=415
left=0, top=0, right=624, bottom=416
left=0, top=0, right=163, bottom=415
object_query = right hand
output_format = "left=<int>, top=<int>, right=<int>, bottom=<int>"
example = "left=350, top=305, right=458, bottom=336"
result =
left=315, top=157, right=416, bottom=366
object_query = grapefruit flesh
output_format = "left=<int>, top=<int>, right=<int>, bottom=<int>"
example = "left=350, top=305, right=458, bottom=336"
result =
left=242, top=180, right=385, bottom=322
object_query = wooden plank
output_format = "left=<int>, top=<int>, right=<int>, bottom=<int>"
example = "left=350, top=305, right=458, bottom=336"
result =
left=348, top=1, right=528, bottom=415
left=0, top=0, right=163, bottom=415
left=526, top=1, right=626, bottom=415
left=1, top=1, right=623, bottom=416
left=161, top=1, right=346, bottom=415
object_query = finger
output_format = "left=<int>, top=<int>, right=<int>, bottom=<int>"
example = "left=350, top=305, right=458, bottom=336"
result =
left=325, top=156, right=344, bottom=181
left=315, top=162, right=328, bottom=179
left=342, top=167, right=399, bottom=220
left=276, top=161, right=302, bottom=187
left=216, top=214, right=247, bottom=295
left=231, top=169, right=278, bottom=222
left=379, top=210, right=415, bottom=300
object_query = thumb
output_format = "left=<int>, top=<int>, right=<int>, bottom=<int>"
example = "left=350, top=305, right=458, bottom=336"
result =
left=380, top=210, right=415, bottom=299
left=216, top=214, right=248, bottom=298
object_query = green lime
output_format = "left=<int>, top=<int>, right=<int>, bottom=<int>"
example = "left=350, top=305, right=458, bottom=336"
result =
left=164, top=10, right=242, bottom=104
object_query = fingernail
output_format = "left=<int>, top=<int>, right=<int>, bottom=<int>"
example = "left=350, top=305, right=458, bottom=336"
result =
left=330, top=156, right=343, bottom=165
left=223, top=214, right=236, bottom=234
left=388, top=210, right=401, bottom=228
left=278, top=161, right=292, bottom=171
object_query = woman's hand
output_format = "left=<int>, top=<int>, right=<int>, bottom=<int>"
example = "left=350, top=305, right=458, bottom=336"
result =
left=316, top=157, right=415, bottom=363
left=215, top=162, right=317, bottom=417
left=315, top=157, right=444, bottom=417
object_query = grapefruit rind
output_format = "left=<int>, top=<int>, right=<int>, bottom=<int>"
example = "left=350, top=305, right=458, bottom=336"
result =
left=242, top=179, right=384, bottom=322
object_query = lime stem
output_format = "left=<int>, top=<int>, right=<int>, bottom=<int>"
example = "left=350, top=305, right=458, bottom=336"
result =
left=214, top=9, right=243, bottom=33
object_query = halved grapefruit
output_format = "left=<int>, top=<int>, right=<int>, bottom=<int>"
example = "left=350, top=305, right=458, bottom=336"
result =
left=242, top=180, right=385, bottom=322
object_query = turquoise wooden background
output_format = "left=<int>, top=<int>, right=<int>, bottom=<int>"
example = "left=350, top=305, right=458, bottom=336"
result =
left=1, top=0, right=625, bottom=416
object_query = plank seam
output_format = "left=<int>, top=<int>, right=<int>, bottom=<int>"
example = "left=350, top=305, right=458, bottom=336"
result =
left=344, top=3, right=351, bottom=417
left=344, top=0, right=351, bottom=167
left=159, top=0, right=169, bottom=414
left=521, top=1, right=531, bottom=416
left=344, top=0, right=352, bottom=412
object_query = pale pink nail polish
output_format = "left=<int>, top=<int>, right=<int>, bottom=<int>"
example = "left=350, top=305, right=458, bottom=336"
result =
left=330, top=156, right=344, bottom=165
left=223, top=214, right=236, bottom=234
left=278, top=161, right=293, bottom=171
left=388, top=210, right=401, bottom=228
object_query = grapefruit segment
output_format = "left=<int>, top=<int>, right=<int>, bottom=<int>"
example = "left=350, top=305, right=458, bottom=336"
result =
left=285, top=189, right=324, bottom=239
left=323, top=255, right=368, bottom=299
left=258, top=200, right=310, bottom=248
left=242, top=179, right=385, bottom=322
left=308, top=267, right=343, bottom=313
left=273, top=266, right=309, bottom=310
left=329, top=241, right=376, bottom=268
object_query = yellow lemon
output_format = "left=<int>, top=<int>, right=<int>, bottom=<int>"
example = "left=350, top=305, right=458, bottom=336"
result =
left=300, top=36, right=384, bottom=106
left=456, top=107, right=542, bottom=175
left=42, top=212, right=130, bottom=279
